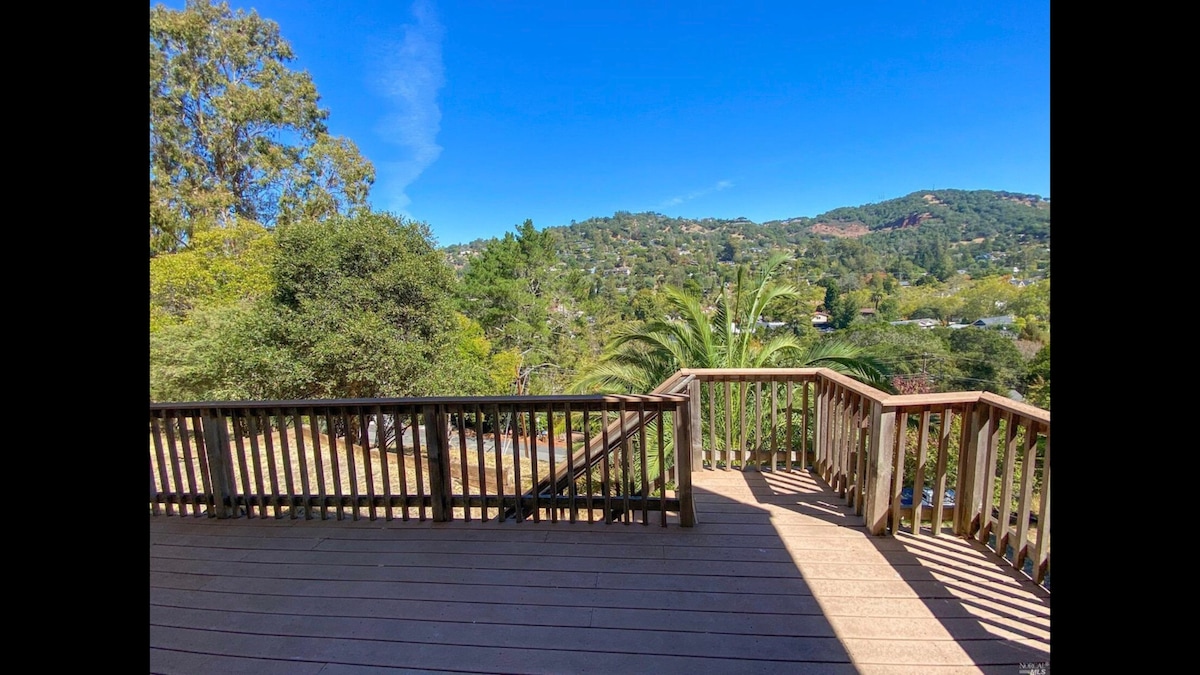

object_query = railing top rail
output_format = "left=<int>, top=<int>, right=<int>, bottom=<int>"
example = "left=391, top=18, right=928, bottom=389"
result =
left=677, top=367, right=1049, bottom=422
left=879, top=391, right=984, bottom=408
left=977, top=391, right=1052, bottom=424
left=150, top=392, right=688, bottom=411
left=680, top=368, right=823, bottom=378
left=680, top=367, right=888, bottom=401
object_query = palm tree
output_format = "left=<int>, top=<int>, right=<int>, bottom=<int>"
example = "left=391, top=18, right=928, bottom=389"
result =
left=572, top=253, right=890, bottom=393
left=569, top=253, right=891, bottom=484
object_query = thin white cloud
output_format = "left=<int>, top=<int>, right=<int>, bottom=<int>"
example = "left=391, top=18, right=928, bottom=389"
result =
left=661, top=180, right=733, bottom=208
left=371, top=0, right=445, bottom=214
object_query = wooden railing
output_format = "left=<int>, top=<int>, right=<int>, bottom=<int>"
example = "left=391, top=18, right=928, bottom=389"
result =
left=149, top=392, right=693, bottom=527
left=149, top=367, right=1048, bottom=585
left=677, top=368, right=1050, bottom=587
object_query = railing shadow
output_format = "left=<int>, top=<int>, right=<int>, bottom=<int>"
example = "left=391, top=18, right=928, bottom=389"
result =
left=699, top=467, right=1050, bottom=672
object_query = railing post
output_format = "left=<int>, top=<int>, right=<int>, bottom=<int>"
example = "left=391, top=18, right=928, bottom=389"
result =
left=424, top=404, right=452, bottom=522
left=688, top=377, right=702, bottom=469
left=676, top=393, right=696, bottom=527
left=863, top=401, right=896, bottom=535
left=955, top=403, right=990, bottom=537
left=201, top=409, right=235, bottom=519
left=817, top=380, right=831, bottom=480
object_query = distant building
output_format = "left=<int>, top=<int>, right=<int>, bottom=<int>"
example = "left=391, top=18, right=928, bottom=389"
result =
left=890, top=318, right=938, bottom=329
left=972, top=315, right=1014, bottom=328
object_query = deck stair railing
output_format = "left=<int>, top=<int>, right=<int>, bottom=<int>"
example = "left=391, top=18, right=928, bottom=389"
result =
left=503, top=371, right=695, bottom=522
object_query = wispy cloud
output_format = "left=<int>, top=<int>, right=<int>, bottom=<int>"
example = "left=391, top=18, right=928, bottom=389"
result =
left=371, top=0, right=445, bottom=214
left=661, top=180, right=733, bottom=208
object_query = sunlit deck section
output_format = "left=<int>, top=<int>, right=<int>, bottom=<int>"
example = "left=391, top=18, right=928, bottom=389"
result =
left=149, top=467, right=1049, bottom=674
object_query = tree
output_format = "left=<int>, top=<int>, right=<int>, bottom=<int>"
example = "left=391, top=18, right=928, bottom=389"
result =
left=458, top=220, right=556, bottom=345
left=149, top=219, right=275, bottom=332
left=956, top=275, right=1019, bottom=322
left=149, top=212, right=466, bottom=402
left=944, top=327, right=1027, bottom=395
left=1024, top=343, right=1050, bottom=409
left=458, top=220, right=577, bottom=393
left=840, top=322, right=952, bottom=385
left=150, top=0, right=374, bottom=254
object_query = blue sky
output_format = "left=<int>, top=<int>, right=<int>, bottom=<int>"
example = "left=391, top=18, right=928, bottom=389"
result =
left=155, top=1, right=1050, bottom=247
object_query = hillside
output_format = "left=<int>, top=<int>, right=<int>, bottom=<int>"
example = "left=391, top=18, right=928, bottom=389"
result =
left=445, top=189, right=1050, bottom=287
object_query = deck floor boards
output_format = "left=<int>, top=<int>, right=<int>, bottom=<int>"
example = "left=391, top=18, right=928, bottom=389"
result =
left=150, top=468, right=1050, bottom=674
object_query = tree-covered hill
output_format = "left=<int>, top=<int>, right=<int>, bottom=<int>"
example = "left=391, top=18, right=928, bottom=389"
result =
left=445, top=189, right=1050, bottom=289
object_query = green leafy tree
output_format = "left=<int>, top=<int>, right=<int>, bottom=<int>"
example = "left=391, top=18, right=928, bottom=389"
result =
left=150, top=212, right=467, bottom=402
left=1009, top=278, right=1050, bottom=322
left=149, top=220, right=276, bottom=332
left=943, top=327, right=1027, bottom=395
left=458, top=220, right=556, bottom=346
left=150, top=0, right=374, bottom=254
left=458, top=220, right=578, bottom=393
left=840, top=322, right=952, bottom=385
left=1024, top=343, right=1050, bottom=409
left=956, top=275, right=1019, bottom=322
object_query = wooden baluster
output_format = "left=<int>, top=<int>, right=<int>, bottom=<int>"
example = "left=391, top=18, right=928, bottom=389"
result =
left=997, top=412, right=1020, bottom=557
left=583, top=406, right=594, bottom=524
left=890, top=412, right=908, bottom=535
left=638, top=398, right=649, bottom=524
left=564, top=401, right=576, bottom=523
left=738, top=379, right=747, bottom=471
left=411, top=411, right=426, bottom=521
left=1034, top=428, right=1051, bottom=585
left=277, top=409, right=297, bottom=519
left=457, top=404, right=471, bottom=522
left=910, top=408, right=931, bottom=534
left=510, top=403, right=523, bottom=523
left=601, top=405, right=613, bottom=524
left=306, top=409, right=327, bottom=520
left=931, top=406, right=952, bottom=534
left=150, top=413, right=170, bottom=515
left=177, top=412, right=202, bottom=516
left=1013, top=419, right=1039, bottom=573
left=492, top=403, right=504, bottom=522
left=476, top=404, right=489, bottom=522
left=977, top=407, right=1002, bottom=543
left=374, top=406, right=393, bottom=521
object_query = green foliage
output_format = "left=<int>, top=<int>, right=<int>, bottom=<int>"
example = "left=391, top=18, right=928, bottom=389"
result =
left=150, top=212, right=468, bottom=402
left=457, top=219, right=557, bottom=346
left=840, top=322, right=952, bottom=380
left=573, top=254, right=891, bottom=394
left=456, top=219, right=590, bottom=393
left=1024, top=343, right=1050, bottom=409
left=956, top=275, right=1020, bottom=322
left=150, top=0, right=373, bottom=254
left=149, top=220, right=275, bottom=332
left=943, top=327, right=1027, bottom=394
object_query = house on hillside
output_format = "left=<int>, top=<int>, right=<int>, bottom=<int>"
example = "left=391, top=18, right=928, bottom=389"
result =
left=890, top=318, right=938, bottom=329
left=972, top=315, right=1014, bottom=328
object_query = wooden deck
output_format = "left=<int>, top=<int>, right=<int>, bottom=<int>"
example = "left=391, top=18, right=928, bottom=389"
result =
left=149, top=468, right=1050, bottom=674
